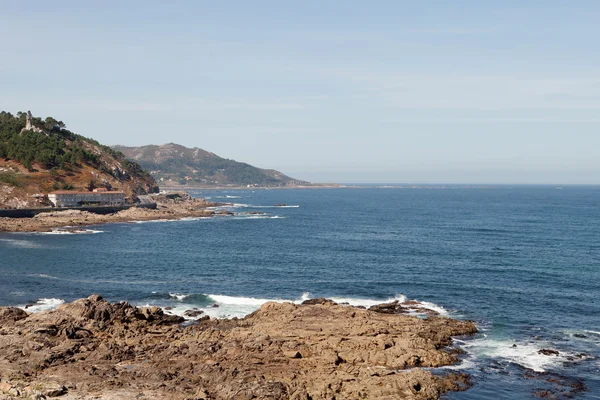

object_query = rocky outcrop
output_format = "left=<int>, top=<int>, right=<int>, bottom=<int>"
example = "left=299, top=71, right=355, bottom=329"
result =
left=369, top=300, right=442, bottom=315
left=0, top=296, right=477, bottom=399
left=0, top=195, right=218, bottom=232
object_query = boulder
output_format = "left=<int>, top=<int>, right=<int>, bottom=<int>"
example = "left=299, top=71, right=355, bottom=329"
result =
left=538, top=349, right=560, bottom=356
left=0, top=307, right=29, bottom=323
left=183, top=309, right=204, bottom=318
left=368, top=300, right=408, bottom=314
left=301, top=298, right=337, bottom=306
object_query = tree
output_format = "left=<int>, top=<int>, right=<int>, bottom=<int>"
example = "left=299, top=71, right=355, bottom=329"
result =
left=44, top=117, right=65, bottom=131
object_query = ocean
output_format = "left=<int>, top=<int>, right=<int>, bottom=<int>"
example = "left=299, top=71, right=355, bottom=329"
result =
left=1, top=186, right=599, bottom=399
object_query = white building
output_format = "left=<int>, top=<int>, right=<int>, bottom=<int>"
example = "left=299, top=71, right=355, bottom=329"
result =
left=48, top=190, right=126, bottom=207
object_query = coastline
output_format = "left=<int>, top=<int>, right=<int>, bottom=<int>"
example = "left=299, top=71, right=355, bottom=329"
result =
left=0, top=194, right=222, bottom=233
left=0, top=295, right=477, bottom=399
left=159, top=183, right=347, bottom=190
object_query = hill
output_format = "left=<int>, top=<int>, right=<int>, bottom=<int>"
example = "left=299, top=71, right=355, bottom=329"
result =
left=0, top=111, right=158, bottom=208
left=113, top=143, right=311, bottom=187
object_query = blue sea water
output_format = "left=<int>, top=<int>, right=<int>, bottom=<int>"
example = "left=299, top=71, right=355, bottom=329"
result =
left=1, top=186, right=599, bottom=399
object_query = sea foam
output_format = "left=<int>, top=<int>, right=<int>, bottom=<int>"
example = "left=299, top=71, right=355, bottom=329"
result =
left=460, top=337, right=573, bottom=372
left=156, top=292, right=448, bottom=320
left=42, top=229, right=104, bottom=235
left=20, top=298, right=65, bottom=313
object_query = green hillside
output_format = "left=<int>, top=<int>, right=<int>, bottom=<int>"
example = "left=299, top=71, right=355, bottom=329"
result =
left=0, top=111, right=158, bottom=208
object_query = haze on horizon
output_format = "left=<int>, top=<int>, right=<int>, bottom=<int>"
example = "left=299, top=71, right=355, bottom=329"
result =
left=1, top=1, right=599, bottom=185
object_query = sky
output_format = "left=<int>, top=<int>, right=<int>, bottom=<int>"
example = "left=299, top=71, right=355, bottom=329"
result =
left=1, top=1, right=600, bottom=184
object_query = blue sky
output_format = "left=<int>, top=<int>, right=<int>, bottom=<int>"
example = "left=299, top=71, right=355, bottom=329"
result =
left=1, top=1, right=600, bottom=183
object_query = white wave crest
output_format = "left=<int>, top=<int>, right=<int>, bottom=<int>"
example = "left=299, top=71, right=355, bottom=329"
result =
left=20, top=298, right=65, bottom=313
left=325, top=294, right=407, bottom=308
left=245, top=205, right=300, bottom=209
left=415, top=300, right=449, bottom=315
left=234, top=214, right=284, bottom=220
left=154, top=292, right=449, bottom=321
left=43, top=229, right=104, bottom=235
left=208, top=294, right=278, bottom=306
left=157, top=293, right=289, bottom=320
left=230, top=203, right=250, bottom=208
left=461, top=338, right=572, bottom=372
left=28, top=273, right=60, bottom=280
left=0, top=238, right=44, bottom=248
left=134, top=217, right=210, bottom=224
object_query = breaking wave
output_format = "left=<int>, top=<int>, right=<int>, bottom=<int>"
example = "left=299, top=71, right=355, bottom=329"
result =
left=19, top=298, right=65, bottom=313
left=141, top=292, right=448, bottom=320
left=41, top=229, right=104, bottom=235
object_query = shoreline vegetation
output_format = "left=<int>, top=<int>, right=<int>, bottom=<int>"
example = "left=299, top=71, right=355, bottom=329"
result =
left=0, top=295, right=477, bottom=399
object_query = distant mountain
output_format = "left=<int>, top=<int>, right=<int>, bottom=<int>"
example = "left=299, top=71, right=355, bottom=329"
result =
left=113, top=143, right=311, bottom=187
left=0, top=111, right=158, bottom=208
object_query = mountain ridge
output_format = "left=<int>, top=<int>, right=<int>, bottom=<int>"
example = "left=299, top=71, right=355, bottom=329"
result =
left=113, top=143, right=311, bottom=187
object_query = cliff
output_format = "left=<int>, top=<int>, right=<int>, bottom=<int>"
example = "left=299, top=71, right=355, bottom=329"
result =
left=0, top=111, right=159, bottom=208
left=113, top=143, right=311, bottom=187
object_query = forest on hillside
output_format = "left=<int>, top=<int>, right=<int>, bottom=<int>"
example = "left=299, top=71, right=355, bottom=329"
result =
left=0, top=111, right=148, bottom=180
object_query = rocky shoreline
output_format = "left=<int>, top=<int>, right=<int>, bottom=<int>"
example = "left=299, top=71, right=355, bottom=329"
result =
left=0, top=295, right=477, bottom=400
left=0, top=194, right=222, bottom=233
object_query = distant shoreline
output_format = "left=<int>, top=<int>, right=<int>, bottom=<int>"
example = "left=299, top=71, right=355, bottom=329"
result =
left=158, top=184, right=345, bottom=190
left=0, top=195, right=220, bottom=233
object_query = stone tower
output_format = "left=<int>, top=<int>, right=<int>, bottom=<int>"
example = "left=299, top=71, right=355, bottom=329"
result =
left=25, top=111, right=33, bottom=130
left=20, top=111, right=44, bottom=135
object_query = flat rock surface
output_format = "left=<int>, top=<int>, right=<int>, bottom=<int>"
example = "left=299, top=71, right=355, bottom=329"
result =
left=0, top=196, right=216, bottom=232
left=0, top=295, right=477, bottom=399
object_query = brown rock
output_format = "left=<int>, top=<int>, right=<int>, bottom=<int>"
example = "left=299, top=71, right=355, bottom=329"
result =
left=283, top=350, right=302, bottom=359
left=301, top=298, right=337, bottom=306
left=0, top=382, right=12, bottom=393
left=42, top=383, right=67, bottom=397
left=368, top=300, right=407, bottom=314
left=0, top=307, right=29, bottom=323
left=0, top=296, right=477, bottom=399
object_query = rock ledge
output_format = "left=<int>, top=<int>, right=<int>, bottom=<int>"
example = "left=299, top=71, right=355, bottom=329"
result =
left=0, top=295, right=477, bottom=399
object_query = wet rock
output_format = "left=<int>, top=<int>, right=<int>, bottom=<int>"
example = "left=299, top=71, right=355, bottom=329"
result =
left=183, top=309, right=204, bottom=318
left=301, top=298, right=337, bottom=306
left=368, top=300, right=408, bottom=314
left=538, top=349, right=560, bottom=356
